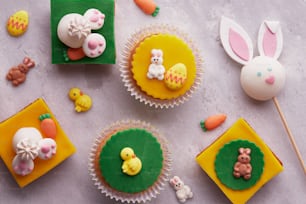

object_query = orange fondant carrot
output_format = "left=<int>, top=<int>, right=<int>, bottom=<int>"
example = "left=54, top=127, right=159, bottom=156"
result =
left=67, top=47, right=86, bottom=61
left=200, top=114, right=227, bottom=131
left=39, top=113, right=57, bottom=139
left=134, top=0, right=160, bottom=17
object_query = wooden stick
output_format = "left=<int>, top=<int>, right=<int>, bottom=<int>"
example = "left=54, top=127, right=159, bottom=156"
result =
left=272, top=97, right=306, bottom=174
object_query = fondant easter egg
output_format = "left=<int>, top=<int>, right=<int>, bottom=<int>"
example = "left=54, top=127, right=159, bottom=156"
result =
left=7, top=10, right=29, bottom=37
left=164, top=63, right=187, bottom=90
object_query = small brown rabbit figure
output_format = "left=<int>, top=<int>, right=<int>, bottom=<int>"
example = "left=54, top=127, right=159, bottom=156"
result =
left=7, top=57, right=35, bottom=86
left=233, top=147, right=252, bottom=180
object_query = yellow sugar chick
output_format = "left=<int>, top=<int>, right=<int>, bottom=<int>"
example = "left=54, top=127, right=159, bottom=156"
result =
left=68, top=88, right=92, bottom=112
left=120, top=147, right=142, bottom=176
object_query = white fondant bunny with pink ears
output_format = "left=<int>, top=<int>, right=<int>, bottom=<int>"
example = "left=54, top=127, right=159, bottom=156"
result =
left=147, top=49, right=165, bottom=80
left=220, top=16, right=285, bottom=101
left=170, top=176, right=193, bottom=203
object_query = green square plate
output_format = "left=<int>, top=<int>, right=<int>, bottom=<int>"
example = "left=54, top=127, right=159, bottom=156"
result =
left=50, top=0, right=115, bottom=64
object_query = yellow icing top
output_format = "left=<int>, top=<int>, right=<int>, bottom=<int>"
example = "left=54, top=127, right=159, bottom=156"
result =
left=196, top=118, right=283, bottom=204
left=0, top=98, right=76, bottom=187
left=132, top=34, right=196, bottom=99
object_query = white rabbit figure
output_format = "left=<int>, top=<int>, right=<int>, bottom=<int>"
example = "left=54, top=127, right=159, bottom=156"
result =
left=170, top=176, right=193, bottom=203
left=147, top=49, right=165, bottom=80
left=220, top=16, right=286, bottom=101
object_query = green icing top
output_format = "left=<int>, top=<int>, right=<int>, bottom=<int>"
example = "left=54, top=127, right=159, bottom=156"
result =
left=215, top=139, right=264, bottom=190
left=50, top=0, right=116, bottom=64
left=99, top=128, right=163, bottom=193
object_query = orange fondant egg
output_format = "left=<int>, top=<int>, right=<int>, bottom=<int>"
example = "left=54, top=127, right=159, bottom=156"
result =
left=7, top=10, right=29, bottom=37
left=164, top=63, right=187, bottom=90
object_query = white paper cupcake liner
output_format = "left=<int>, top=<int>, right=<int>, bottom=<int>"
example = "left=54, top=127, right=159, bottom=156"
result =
left=88, top=120, right=172, bottom=203
left=119, top=24, right=204, bottom=109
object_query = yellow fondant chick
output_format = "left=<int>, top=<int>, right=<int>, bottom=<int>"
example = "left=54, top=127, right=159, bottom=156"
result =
left=68, top=88, right=92, bottom=112
left=120, top=147, right=142, bottom=176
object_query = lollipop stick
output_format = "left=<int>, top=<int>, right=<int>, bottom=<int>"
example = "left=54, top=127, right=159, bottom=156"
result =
left=272, top=97, right=306, bottom=174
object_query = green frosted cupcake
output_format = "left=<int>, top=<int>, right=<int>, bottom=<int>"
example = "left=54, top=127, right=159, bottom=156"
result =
left=88, top=120, right=171, bottom=203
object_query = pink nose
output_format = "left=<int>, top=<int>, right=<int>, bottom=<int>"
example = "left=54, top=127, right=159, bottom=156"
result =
left=265, top=75, right=275, bottom=85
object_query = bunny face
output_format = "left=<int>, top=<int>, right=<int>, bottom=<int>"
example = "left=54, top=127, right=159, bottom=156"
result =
left=241, top=56, right=286, bottom=101
left=237, top=147, right=251, bottom=164
left=170, top=176, right=184, bottom=190
left=151, top=49, right=163, bottom=65
left=220, top=17, right=285, bottom=101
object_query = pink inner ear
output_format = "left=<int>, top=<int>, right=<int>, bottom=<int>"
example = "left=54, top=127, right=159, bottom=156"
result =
left=239, top=148, right=244, bottom=154
left=263, top=28, right=277, bottom=57
left=229, top=29, right=250, bottom=61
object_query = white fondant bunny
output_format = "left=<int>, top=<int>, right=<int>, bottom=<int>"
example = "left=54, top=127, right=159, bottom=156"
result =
left=147, top=49, right=165, bottom=80
left=170, top=176, right=193, bottom=203
left=220, top=17, right=285, bottom=101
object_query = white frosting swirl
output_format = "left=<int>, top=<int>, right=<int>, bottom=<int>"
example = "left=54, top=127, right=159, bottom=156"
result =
left=16, top=139, right=39, bottom=160
left=68, top=16, right=91, bottom=39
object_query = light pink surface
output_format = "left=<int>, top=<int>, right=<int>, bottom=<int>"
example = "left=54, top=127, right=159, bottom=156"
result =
left=0, top=0, right=305, bottom=204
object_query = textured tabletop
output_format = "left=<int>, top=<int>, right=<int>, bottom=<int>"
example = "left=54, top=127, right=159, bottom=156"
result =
left=0, top=0, right=305, bottom=204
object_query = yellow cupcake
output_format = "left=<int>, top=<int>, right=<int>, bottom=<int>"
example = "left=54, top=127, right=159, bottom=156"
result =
left=120, top=25, right=203, bottom=108
left=132, top=34, right=196, bottom=100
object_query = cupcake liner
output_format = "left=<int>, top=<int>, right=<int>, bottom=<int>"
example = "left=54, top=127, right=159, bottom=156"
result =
left=119, top=24, right=204, bottom=109
left=88, top=120, right=172, bottom=203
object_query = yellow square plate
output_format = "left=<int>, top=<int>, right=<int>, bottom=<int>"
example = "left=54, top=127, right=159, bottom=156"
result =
left=0, top=98, right=76, bottom=187
left=196, top=118, right=283, bottom=204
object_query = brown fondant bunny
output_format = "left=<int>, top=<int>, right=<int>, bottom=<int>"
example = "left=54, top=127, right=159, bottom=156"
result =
left=233, top=147, right=252, bottom=180
left=7, top=57, right=35, bottom=86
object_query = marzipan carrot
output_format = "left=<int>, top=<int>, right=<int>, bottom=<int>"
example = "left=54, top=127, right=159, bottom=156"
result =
left=39, top=113, right=57, bottom=139
left=200, top=114, right=227, bottom=132
left=67, top=47, right=86, bottom=61
left=134, top=0, right=160, bottom=17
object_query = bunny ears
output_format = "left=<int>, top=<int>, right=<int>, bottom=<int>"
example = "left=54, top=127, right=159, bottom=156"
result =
left=220, top=16, right=283, bottom=65
left=151, top=49, right=163, bottom=57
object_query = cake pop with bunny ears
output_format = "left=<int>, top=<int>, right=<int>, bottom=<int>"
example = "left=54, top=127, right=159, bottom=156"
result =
left=220, top=16, right=285, bottom=101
